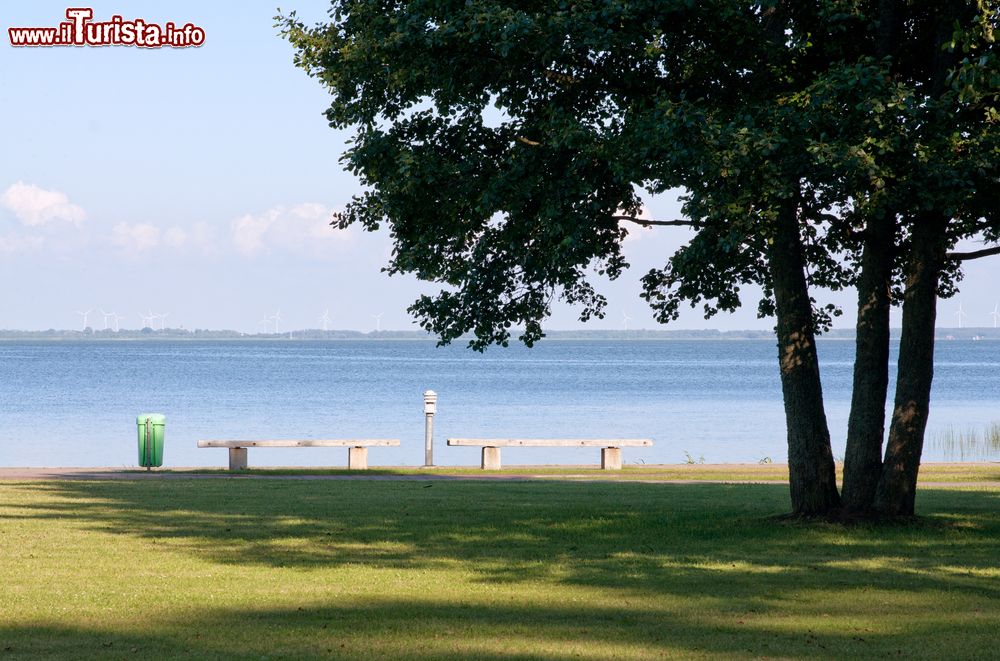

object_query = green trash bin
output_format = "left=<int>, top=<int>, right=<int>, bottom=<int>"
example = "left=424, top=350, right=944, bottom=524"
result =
left=136, top=413, right=165, bottom=469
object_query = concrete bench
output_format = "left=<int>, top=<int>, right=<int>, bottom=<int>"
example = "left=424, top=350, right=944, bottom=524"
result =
left=197, top=439, right=400, bottom=470
left=446, top=438, right=653, bottom=470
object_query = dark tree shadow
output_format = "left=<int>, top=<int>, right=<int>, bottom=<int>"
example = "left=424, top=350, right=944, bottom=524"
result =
left=1, top=479, right=998, bottom=659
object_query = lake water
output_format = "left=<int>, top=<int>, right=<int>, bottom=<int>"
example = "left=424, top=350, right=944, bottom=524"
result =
left=1, top=339, right=998, bottom=467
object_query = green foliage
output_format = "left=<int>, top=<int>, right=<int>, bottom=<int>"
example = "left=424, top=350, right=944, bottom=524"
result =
left=279, top=2, right=1000, bottom=348
left=279, top=1, right=799, bottom=347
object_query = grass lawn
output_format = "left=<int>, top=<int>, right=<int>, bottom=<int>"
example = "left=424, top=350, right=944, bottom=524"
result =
left=1, top=479, right=998, bottom=659
left=181, top=462, right=1000, bottom=483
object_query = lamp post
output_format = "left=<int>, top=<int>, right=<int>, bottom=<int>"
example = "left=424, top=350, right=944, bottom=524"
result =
left=423, top=390, right=437, bottom=467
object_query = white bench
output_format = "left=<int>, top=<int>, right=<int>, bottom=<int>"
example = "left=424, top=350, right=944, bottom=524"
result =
left=446, top=438, right=653, bottom=470
left=197, top=439, right=400, bottom=470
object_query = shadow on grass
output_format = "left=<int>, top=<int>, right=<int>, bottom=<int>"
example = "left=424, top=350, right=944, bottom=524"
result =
left=2, top=594, right=998, bottom=660
left=2, top=481, right=999, bottom=658
left=5, top=480, right=999, bottom=589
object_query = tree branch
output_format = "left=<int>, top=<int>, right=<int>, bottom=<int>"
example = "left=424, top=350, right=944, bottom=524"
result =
left=945, top=246, right=1000, bottom=261
left=612, top=215, right=701, bottom=228
left=804, top=211, right=842, bottom=225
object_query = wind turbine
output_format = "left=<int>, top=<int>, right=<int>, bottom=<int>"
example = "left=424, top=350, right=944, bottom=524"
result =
left=319, top=309, right=332, bottom=332
left=258, top=316, right=272, bottom=334
left=992, top=303, right=1000, bottom=329
left=99, top=308, right=112, bottom=330
left=272, top=310, right=282, bottom=335
left=155, top=312, right=169, bottom=331
left=372, top=313, right=383, bottom=332
left=110, top=312, right=123, bottom=332
left=955, top=302, right=967, bottom=329
left=622, top=310, right=633, bottom=331
left=76, top=309, right=92, bottom=331
left=141, top=309, right=161, bottom=329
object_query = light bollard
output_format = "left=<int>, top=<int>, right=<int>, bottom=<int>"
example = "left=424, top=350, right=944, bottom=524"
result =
left=423, top=390, right=437, bottom=467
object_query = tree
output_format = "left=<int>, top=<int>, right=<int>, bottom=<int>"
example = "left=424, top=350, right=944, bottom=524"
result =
left=799, top=1, right=1000, bottom=515
left=279, top=0, right=848, bottom=514
left=873, top=4, right=1000, bottom=515
left=279, top=1, right=1000, bottom=517
left=638, top=1, right=999, bottom=516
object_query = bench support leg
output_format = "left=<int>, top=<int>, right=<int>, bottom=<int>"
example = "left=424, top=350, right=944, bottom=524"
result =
left=229, top=447, right=248, bottom=471
left=481, top=446, right=501, bottom=470
left=601, top=447, right=622, bottom=470
left=348, top=446, right=369, bottom=470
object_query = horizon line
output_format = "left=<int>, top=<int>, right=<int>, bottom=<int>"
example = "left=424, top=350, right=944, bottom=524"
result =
left=2, top=326, right=999, bottom=336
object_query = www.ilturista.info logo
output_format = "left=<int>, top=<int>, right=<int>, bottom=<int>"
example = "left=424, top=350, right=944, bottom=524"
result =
left=8, top=8, right=205, bottom=48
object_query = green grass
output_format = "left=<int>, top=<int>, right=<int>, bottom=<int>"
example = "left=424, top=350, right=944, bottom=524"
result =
left=174, top=462, right=1000, bottom=483
left=1, top=479, right=998, bottom=659
left=178, top=464, right=800, bottom=481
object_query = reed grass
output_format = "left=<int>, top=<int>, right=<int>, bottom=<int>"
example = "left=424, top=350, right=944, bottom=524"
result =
left=931, top=422, right=1000, bottom=461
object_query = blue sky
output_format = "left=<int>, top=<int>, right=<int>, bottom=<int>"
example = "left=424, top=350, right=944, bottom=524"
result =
left=2, top=1, right=997, bottom=333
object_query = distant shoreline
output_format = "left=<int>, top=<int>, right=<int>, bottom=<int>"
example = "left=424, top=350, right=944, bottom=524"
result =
left=1, top=328, right=997, bottom=341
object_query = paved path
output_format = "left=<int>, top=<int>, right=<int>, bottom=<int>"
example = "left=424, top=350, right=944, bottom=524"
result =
left=0, top=467, right=996, bottom=488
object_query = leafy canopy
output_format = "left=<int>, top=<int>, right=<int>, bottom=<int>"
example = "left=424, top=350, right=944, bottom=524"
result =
left=280, top=1, right=1000, bottom=347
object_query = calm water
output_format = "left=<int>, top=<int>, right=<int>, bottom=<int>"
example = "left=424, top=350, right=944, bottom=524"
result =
left=1, top=339, right=998, bottom=467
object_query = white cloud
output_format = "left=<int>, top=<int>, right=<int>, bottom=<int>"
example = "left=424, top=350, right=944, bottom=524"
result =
left=103, top=205, right=346, bottom=258
left=1, top=181, right=86, bottom=227
left=230, top=208, right=278, bottom=256
left=110, top=222, right=206, bottom=253
left=230, top=203, right=351, bottom=257
left=111, top=222, right=161, bottom=251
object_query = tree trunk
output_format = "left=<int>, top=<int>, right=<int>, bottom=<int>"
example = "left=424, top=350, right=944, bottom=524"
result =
left=839, top=0, right=905, bottom=514
left=841, top=214, right=893, bottom=512
left=870, top=2, right=961, bottom=517
left=768, top=201, right=841, bottom=516
left=874, top=214, right=946, bottom=516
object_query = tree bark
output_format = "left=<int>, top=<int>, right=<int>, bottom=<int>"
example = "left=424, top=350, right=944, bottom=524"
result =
left=871, top=1, right=961, bottom=516
left=874, top=214, right=946, bottom=516
left=768, top=201, right=841, bottom=516
left=841, top=213, right=893, bottom=512
left=839, top=0, right=904, bottom=514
